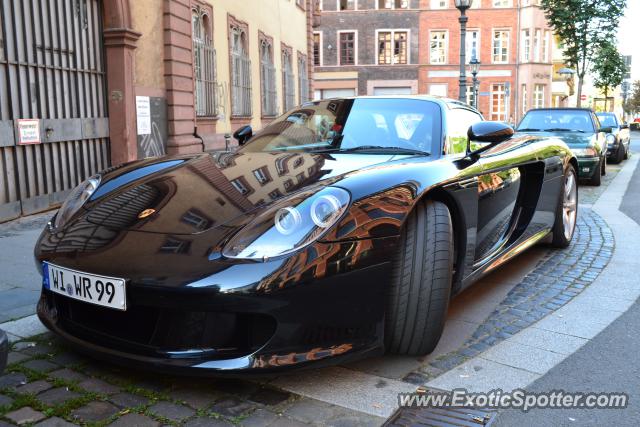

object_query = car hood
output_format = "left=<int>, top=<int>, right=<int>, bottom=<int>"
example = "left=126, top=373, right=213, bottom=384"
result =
left=78, top=151, right=412, bottom=235
left=515, top=131, right=595, bottom=148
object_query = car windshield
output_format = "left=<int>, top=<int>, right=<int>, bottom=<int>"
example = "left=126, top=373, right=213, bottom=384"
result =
left=238, top=98, right=441, bottom=155
left=596, top=114, right=618, bottom=128
left=517, top=110, right=595, bottom=133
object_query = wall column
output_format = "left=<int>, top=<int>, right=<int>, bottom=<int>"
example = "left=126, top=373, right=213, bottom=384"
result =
left=103, top=0, right=141, bottom=165
left=163, top=0, right=203, bottom=155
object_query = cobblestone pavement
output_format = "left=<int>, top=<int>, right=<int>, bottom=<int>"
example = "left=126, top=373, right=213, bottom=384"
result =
left=402, top=207, right=614, bottom=384
left=0, top=334, right=384, bottom=426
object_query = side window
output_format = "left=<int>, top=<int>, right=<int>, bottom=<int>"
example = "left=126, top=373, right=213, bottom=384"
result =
left=445, top=108, right=483, bottom=155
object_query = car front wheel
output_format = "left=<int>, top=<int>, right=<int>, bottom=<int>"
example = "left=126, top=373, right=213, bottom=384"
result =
left=385, top=199, right=453, bottom=356
left=589, top=159, right=602, bottom=186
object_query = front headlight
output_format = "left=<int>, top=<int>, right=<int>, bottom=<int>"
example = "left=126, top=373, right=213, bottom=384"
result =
left=53, top=175, right=101, bottom=229
left=605, top=134, right=616, bottom=145
left=223, top=187, right=351, bottom=261
left=572, top=148, right=597, bottom=157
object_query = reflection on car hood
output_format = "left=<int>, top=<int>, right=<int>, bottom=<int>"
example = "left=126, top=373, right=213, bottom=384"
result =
left=515, top=131, right=595, bottom=148
left=80, top=151, right=410, bottom=235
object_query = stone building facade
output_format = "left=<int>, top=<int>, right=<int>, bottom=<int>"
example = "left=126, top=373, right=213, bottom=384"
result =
left=313, top=0, right=554, bottom=123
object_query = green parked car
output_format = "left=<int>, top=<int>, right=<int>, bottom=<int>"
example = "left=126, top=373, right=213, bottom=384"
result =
left=516, top=108, right=608, bottom=186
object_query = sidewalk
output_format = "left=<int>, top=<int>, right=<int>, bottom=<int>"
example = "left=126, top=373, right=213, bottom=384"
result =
left=0, top=212, right=53, bottom=323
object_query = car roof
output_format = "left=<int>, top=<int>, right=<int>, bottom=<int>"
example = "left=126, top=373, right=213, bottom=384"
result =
left=526, top=107, right=595, bottom=113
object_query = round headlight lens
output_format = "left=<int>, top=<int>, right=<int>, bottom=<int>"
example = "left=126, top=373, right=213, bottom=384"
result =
left=606, top=134, right=616, bottom=145
left=274, top=207, right=302, bottom=235
left=310, top=194, right=342, bottom=228
left=53, top=175, right=101, bottom=229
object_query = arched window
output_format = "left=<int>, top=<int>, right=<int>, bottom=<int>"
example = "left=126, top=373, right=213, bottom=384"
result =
left=260, top=34, right=277, bottom=117
left=192, top=8, right=217, bottom=117
left=282, top=45, right=295, bottom=112
left=229, top=18, right=252, bottom=117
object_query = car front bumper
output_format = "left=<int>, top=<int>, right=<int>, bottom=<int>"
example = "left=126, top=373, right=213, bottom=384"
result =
left=36, top=238, right=395, bottom=376
left=577, top=157, right=600, bottom=179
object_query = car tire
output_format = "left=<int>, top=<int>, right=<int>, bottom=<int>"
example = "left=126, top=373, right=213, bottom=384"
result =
left=551, top=164, right=578, bottom=248
left=589, top=160, right=602, bottom=186
left=624, top=145, right=629, bottom=160
left=612, top=145, right=624, bottom=164
left=385, top=199, right=453, bottom=356
left=601, top=156, right=607, bottom=175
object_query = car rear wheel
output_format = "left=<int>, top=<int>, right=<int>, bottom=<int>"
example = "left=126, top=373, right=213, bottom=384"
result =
left=385, top=200, right=453, bottom=356
left=601, top=156, right=607, bottom=175
left=551, top=164, right=578, bottom=248
left=624, top=145, right=629, bottom=160
left=612, top=145, right=624, bottom=164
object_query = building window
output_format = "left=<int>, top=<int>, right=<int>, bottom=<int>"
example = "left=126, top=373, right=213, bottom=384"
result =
left=534, top=84, right=545, bottom=108
left=192, top=8, right=217, bottom=117
left=159, top=237, right=191, bottom=255
left=491, top=84, right=506, bottom=121
left=282, top=45, right=296, bottom=112
left=260, top=34, right=277, bottom=117
left=339, top=31, right=356, bottom=65
left=429, top=84, right=448, bottom=97
left=493, top=0, right=511, bottom=7
left=521, top=84, right=527, bottom=116
left=252, top=166, right=272, bottom=185
left=378, top=0, right=409, bottom=9
left=430, top=31, right=447, bottom=64
left=229, top=18, right=252, bottom=117
left=313, top=32, right=322, bottom=66
left=542, top=30, right=550, bottom=62
left=181, top=209, right=213, bottom=231
left=231, top=177, right=253, bottom=195
left=521, top=29, right=530, bottom=62
left=534, top=29, right=541, bottom=62
left=377, top=30, right=408, bottom=65
left=298, top=53, right=310, bottom=103
left=492, top=30, right=509, bottom=63
left=268, top=189, right=283, bottom=200
left=466, top=30, right=480, bottom=63
left=339, top=0, right=356, bottom=10
left=430, top=0, right=448, bottom=8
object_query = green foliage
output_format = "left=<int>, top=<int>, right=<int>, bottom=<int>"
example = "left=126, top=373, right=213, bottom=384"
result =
left=624, top=81, right=640, bottom=115
left=541, top=0, right=626, bottom=105
left=592, top=41, right=627, bottom=100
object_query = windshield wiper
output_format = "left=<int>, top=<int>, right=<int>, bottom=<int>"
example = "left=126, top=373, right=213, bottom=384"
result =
left=314, top=145, right=430, bottom=156
left=516, top=128, right=543, bottom=132
left=544, top=128, right=585, bottom=133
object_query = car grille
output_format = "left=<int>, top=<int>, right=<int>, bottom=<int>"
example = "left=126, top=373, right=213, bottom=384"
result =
left=48, top=292, right=276, bottom=359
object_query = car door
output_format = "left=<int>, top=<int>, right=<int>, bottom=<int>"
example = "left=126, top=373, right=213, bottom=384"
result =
left=474, top=132, right=532, bottom=264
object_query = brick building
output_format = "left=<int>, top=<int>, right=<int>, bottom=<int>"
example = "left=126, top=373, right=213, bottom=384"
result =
left=313, top=0, right=422, bottom=98
left=313, top=0, right=554, bottom=123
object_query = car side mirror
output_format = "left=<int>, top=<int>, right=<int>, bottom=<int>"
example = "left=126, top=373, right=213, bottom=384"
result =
left=233, top=125, right=253, bottom=145
left=621, top=123, right=629, bottom=130
left=599, top=127, right=613, bottom=134
left=466, top=121, right=514, bottom=155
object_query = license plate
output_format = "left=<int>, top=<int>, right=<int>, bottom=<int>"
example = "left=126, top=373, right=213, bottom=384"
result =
left=43, top=262, right=127, bottom=311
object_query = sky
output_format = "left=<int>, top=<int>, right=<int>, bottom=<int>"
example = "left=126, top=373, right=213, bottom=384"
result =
left=618, top=1, right=640, bottom=80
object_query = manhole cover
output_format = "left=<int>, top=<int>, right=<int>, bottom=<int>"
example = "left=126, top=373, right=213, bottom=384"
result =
left=385, top=407, right=497, bottom=427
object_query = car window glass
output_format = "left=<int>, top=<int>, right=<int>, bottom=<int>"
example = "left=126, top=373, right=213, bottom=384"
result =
left=517, top=110, right=595, bottom=133
left=240, top=98, right=442, bottom=154
left=596, top=114, right=617, bottom=128
left=445, top=108, right=483, bottom=155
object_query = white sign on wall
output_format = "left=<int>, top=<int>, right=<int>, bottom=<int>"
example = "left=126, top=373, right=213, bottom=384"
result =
left=136, top=96, right=151, bottom=135
left=17, top=119, right=41, bottom=145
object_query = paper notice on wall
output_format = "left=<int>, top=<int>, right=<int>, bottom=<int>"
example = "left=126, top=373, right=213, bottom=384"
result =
left=136, top=96, right=151, bottom=135
left=17, top=119, right=41, bottom=145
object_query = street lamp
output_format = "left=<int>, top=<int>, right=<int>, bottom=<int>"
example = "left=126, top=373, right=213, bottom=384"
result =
left=469, top=51, right=481, bottom=109
left=455, top=0, right=473, bottom=102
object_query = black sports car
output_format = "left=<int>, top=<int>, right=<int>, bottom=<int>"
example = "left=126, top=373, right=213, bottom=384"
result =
left=35, top=96, right=578, bottom=375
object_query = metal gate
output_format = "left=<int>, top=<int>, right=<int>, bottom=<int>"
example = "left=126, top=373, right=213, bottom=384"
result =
left=0, top=0, right=109, bottom=223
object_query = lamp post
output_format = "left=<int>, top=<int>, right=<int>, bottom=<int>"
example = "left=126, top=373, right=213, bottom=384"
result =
left=455, top=0, right=473, bottom=102
left=469, top=51, right=481, bottom=109
left=558, top=67, right=576, bottom=107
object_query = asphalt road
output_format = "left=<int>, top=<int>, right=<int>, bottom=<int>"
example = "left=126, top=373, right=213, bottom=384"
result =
left=496, top=134, right=640, bottom=426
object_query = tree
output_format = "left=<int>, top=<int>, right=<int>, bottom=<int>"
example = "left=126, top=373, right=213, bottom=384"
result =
left=591, top=41, right=627, bottom=111
left=624, top=81, right=640, bottom=116
left=541, top=0, right=626, bottom=107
